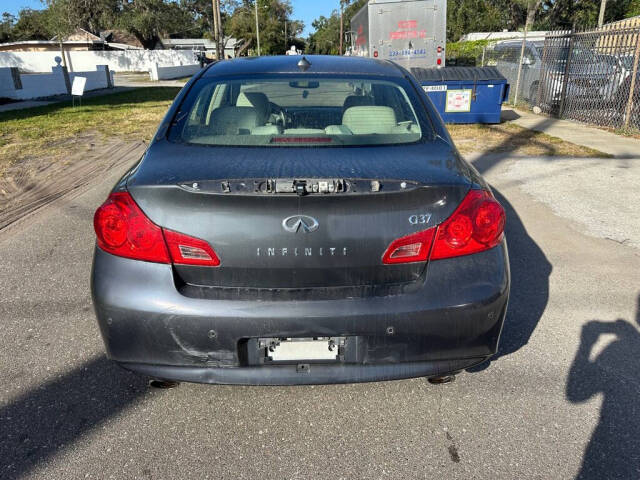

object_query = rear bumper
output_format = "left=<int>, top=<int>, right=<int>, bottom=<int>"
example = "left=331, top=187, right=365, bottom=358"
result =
left=91, top=242, right=509, bottom=385
left=119, top=358, right=489, bottom=385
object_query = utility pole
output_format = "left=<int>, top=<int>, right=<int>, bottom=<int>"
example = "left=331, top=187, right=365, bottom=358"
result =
left=211, top=0, right=220, bottom=59
left=215, top=0, right=223, bottom=59
left=598, top=0, right=607, bottom=28
left=513, top=0, right=542, bottom=106
left=255, top=0, right=261, bottom=56
left=623, top=34, right=640, bottom=129
left=284, top=19, right=287, bottom=52
left=339, top=1, right=344, bottom=55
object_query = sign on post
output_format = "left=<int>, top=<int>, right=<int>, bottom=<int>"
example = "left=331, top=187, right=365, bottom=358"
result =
left=71, top=76, right=87, bottom=107
left=71, top=76, right=86, bottom=96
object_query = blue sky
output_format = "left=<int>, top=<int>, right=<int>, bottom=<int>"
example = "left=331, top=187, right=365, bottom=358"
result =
left=3, top=0, right=43, bottom=16
left=2, top=0, right=338, bottom=37
left=292, top=1, right=337, bottom=36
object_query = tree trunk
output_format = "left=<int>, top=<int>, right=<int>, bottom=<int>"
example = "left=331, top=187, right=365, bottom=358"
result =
left=236, top=38, right=252, bottom=57
left=58, top=38, right=68, bottom=69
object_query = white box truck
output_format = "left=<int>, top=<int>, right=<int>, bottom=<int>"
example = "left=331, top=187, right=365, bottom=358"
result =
left=350, top=0, right=447, bottom=69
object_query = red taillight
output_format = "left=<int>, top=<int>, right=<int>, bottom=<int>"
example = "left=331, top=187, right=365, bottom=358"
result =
left=93, top=192, right=220, bottom=266
left=94, top=192, right=170, bottom=263
left=381, top=189, right=505, bottom=265
left=164, top=229, right=220, bottom=266
left=382, top=228, right=436, bottom=264
left=430, top=189, right=505, bottom=260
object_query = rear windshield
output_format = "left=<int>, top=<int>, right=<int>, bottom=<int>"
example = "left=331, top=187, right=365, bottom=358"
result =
left=169, top=76, right=425, bottom=147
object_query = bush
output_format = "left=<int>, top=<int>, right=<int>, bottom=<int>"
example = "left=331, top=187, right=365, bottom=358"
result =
left=446, top=40, right=490, bottom=66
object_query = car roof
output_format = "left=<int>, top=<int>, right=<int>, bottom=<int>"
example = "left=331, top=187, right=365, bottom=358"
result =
left=202, top=55, right=406, bottom=78
left=495, top=40, right=543, bottom=47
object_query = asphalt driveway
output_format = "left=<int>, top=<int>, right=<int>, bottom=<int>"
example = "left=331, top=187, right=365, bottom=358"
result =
left=1, top=148, right=639, bottom=479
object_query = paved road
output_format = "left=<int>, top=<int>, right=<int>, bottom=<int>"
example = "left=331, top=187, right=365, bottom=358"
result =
left=1, top=148, right=639, bottom=479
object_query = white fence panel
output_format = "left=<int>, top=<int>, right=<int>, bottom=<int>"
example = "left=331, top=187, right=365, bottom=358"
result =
left=149, top=63, right=201, bottom=80
left=69, top=66, right=110, bottom=91
left=0, top=65, right=112, bottom=100
left=0, top=50, right=198, bottom=73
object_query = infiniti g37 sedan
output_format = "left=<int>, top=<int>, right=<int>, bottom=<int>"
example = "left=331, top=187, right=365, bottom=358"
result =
left=91, top=55, right=509, bottom=385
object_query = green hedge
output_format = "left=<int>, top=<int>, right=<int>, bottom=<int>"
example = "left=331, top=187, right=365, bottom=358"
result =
left=446, top=40, right=490, bottom=66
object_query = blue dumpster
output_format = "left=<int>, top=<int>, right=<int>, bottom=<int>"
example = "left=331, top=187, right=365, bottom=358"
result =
left=411, top=67, right=509, bottom=124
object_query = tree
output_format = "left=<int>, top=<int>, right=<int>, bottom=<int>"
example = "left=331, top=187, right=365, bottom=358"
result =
left=58, top=0, right=120, bottom=35
left=534, top=0, right=639, bottom=30
left=227, top=0, right=301, bottom=55
left=307, top=14, right=340, bottom=54
left=46, top=0, right=81, bottom=68
left=447, top=0, right=512, bottom=41
left=117, top=0, right=194, bottom=49
left=307, top=0, right=366, bottom=54
left=0, top=13, right=16, bottom=43
left=513, top=0, right=543, bottom=104
left=10, top=8, right=54, bottom=40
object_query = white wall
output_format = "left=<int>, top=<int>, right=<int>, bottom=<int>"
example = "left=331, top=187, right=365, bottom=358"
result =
left=0, top=65, right=112, bottom=100
left=69, top=65, right=110, bottom=91
left=149, top=63, right=201, bottom=81
left=0, top=50, right=198, bottom=73
left=0, top=68, right=18, bottom=98
left=16, top=69, right=69, bottom=99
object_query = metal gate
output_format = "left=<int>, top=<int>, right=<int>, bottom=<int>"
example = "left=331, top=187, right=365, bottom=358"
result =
left=536, top=26, right=640, bottom=130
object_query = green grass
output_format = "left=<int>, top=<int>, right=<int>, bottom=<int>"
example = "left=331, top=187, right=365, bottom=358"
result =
left=0, top=87, right=181, bottom=176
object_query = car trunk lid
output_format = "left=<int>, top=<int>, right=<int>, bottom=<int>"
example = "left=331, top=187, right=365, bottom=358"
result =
left=127, top=139, right=475, bottom=289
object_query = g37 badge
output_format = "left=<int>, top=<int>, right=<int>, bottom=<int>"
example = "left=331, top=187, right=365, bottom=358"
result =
left=409, top=214, right=431, bottom=225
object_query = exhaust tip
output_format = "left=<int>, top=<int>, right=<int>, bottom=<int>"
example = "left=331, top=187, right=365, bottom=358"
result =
left=149, top=379, right=180, bottom=389
left=428, top=375, right=456, bottom=385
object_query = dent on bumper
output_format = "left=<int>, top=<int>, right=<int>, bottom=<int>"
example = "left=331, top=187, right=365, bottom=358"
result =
left=91, top=242, right=509, bottom=383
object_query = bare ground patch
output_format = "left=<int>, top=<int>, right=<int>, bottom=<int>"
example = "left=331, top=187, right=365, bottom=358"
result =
left=0, top=136, right=145, bottom=230
left=448, top=122, right=610, bottom=158
left=0, top=88, right=179, bottom=231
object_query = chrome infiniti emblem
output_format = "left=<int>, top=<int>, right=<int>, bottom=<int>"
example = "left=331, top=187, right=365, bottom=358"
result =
left=282, top=215, right=319, bottom=233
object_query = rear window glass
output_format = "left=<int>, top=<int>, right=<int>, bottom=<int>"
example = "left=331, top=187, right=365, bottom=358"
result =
left=169, top=77, right=424, bottom=147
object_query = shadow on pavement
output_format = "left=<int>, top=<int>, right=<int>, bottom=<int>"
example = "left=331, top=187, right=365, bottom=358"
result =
left=566, top=295, right=640, bottom=479
left=496, top=189, right=551, bottom=362
left=500, top=109, right=521, bottom=122
left=0, top=356, right=148, bottom=479
left=466, top=119, right=554, bottom=370
left=471, top=117, right=575, bottom=174
left=467, top=188, right=551, bottom=372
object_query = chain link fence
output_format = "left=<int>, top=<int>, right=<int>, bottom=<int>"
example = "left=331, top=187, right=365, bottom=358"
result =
left=481, top=37, right=548, bottom=106
left=479, top=21, right=640, bottom=131
left=539, top=27, right=640, bottom=130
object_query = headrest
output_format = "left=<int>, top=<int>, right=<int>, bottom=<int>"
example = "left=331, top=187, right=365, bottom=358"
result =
left=209, top=107, right=258, bottom=135
left=237, top=91, right=270, bottom=125
left=342, top=95, right=374, bottom=112
left=342, top=106, right=397, bottom=135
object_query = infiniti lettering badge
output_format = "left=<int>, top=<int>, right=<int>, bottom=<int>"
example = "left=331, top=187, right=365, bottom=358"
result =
left=282, top=215, right=319, bottom=233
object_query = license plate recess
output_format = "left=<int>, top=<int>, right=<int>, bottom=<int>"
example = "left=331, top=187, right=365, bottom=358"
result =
left=259, top=337, right=346, bottom=363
